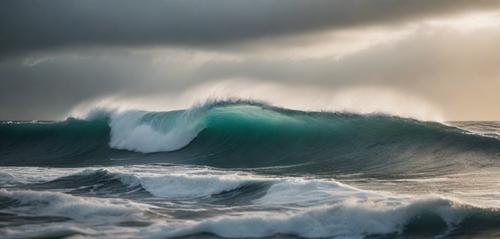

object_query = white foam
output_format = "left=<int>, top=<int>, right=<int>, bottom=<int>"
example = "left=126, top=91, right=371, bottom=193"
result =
left=0, top=189, right=147, bottom=221
left=104, top=169, right=469, bottom=238
left=108, top=109, right=202, bottom=153
left=256, top=178, right=372, bottom=206
left=0, top=166, right=262, bottom=199
left=0, top=166, right=482, bottom=238
left=0, top=167, right=82, bottom=184
left=3, top=225, right=99, bottom=239
left=0, top=172, right=15, bottom=184
left=150, top=196, right=468, bottom=238
left=115, top=169, right=261, bottom=199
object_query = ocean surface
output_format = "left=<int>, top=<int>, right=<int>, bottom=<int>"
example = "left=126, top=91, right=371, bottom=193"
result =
left=1, top=100, right=500, bottom=238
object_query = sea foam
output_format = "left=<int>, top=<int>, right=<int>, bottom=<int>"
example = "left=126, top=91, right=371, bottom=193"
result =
left=0, top=189, right=147, bottom=221
left=108, top=110, right=203, bottom=153
left=116, top=170, right=258, bottom=199
left=148, top=196, right=470, bottom=238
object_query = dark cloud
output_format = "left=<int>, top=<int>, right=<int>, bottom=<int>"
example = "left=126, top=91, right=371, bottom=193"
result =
left=2, top=25, right=500, bottom=120
left=0, top=50, right=159, bottom=119
left=1, top=0, right=500, bottom=120
left=1, top=0, right=499, bottom=56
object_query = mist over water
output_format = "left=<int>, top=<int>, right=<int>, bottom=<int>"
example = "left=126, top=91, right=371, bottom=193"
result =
left=69, top=81, right=446, bottom=122
left=1, top=99, right=500, bottom=238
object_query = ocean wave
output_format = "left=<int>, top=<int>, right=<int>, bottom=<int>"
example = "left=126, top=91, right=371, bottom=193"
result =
left=2, top=225, right=99, bottom=239
left=12, top=166, right=381, bottom=203
left=106, top=99, right=271, bottom=153
left=114, top=169, right=264, bottom=199
left=20, top=167, right=267, bottom=199
left=3, top=165, right=500, bottom=238
left=108, top=109, right=202, bottom=153
left=0, top=189, right=147, bottom=221
left=1, top=100, right=499, bottom=174
left=146, top=196, right=495, bottom=238
left=3, top=166, right=374, bottom=203
left=0, top=188, right=154, bottom=239
left=255, top=178, right=372, bottom=206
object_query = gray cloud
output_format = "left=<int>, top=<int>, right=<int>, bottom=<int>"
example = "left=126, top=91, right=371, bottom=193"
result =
left=2, top=0, right=500, bottom=57
left=2, top=1, right=500, bottom=120
left=0, top=50, right=157, bottom=119
left=2, top=24, right=500, bottom=120
left=191, top=27, right=500, bottom=120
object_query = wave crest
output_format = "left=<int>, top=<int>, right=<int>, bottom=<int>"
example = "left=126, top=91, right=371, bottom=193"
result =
left=1, top=100, right=499, bottom=173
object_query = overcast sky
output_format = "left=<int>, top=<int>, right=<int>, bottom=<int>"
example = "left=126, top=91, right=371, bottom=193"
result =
left=1, top=0, right=500, bottom=120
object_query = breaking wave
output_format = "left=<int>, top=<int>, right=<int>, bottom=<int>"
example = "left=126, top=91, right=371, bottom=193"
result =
left=0, top=100, right=499, bottom=175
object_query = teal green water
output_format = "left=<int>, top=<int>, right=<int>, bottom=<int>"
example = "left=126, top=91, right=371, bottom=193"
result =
left=1, top=102, right=499, bottom=175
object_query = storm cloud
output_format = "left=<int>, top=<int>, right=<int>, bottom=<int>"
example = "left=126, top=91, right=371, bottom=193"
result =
left=2, top=0, right=500, bottom=56
left=1, top=0, right=500, bottom=120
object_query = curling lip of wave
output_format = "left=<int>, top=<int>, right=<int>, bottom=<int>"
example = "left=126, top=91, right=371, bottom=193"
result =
left=106, top=100, right=270, bottom=153
left=100, top=99, right=455, bottom=153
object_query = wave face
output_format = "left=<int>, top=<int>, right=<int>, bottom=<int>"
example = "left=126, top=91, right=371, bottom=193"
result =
left=1, top=101, right=499, bottom=174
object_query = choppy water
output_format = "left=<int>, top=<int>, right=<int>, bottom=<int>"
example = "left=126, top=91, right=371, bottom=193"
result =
left=1, top=101, right=500, bottom=238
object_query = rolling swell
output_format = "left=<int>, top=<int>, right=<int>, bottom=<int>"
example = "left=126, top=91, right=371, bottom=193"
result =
left=4, top=166, right=500, bottom=239
left=1, top=100, right=499, bottom=175
left=3, top=186, right=500, bottom=238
